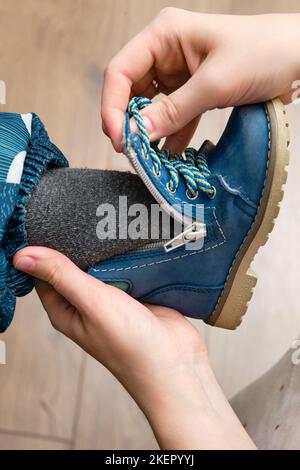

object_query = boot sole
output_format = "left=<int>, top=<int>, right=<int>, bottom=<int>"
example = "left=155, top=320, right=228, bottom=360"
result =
left=207, top=99, right=290, bottom=329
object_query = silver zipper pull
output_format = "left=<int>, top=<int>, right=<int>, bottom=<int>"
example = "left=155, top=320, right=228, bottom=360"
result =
left=164, top=222, right=207, bottom=253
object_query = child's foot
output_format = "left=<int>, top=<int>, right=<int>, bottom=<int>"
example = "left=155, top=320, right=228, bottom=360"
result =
left=89, top=97, right=290, bottom=330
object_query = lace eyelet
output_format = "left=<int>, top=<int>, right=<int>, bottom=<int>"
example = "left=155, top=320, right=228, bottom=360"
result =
left=208, top=186, right=217, bottom=199
left=167, top=182, right=176, bottom=194
left=186, top=189, right=199, bottom=201
left=152, top=166, right=161, bottom=178
left=141, top=149, right=149, bottom=160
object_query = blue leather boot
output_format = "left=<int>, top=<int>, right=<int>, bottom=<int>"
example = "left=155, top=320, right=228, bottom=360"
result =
left=89, top=97, right=290, bottom=329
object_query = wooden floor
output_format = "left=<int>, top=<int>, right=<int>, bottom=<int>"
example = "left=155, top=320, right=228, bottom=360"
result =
left=0, top=0, right=300, bottom=450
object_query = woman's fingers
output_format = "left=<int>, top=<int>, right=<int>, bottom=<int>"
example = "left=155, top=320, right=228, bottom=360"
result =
left=101, top=27, right=156, bottom=151
left=136, top=63, right=227, bottom=142
left=163, top=115, right=201, bottom=153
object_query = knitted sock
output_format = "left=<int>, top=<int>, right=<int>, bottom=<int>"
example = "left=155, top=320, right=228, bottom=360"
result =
left=25, top=167, right=174, bottom=270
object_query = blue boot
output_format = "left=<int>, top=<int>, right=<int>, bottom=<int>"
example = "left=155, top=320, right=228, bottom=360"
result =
left=89, top=97, right=290, bottom=329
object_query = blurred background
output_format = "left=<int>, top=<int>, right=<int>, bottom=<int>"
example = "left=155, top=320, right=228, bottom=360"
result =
left=0, top=0, right=299, bottom=450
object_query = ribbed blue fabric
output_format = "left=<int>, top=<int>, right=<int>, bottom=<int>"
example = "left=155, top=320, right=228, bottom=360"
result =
left=0, top=113, right=68, bottom=332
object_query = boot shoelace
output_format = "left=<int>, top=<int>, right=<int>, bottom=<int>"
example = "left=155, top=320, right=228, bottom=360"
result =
left=127, top=96, right=216, bottom=200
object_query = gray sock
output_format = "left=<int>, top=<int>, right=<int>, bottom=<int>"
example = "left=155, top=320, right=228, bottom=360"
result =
left=25, top=168, right=172, bottom=270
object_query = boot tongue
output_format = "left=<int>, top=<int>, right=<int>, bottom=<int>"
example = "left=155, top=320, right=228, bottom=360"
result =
left=198, top=139, right=216, bottom=157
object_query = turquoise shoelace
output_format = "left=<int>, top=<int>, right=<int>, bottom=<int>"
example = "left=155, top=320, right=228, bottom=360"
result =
left=127, top=96, right=215, bottom=199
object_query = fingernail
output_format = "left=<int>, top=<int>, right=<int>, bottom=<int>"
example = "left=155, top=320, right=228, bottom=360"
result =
left=129, top=118, right=138, bottom=134
left=130, top=116, right=153, bottom=137
left=14, top=256, right=36, bottom=274
left=142, top=116, right=153, bottom=136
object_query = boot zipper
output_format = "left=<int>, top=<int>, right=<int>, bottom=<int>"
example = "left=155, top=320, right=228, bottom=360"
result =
left=164, top=222, right=207, bottom=253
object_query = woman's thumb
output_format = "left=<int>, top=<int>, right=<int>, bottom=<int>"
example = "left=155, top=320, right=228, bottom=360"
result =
left=13, top=246, right=102, bottom=312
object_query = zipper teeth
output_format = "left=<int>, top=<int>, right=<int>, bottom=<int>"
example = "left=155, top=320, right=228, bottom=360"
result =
left=126, top=144, right=192, bottom=226
left=131, top=240, right=166, bottom=253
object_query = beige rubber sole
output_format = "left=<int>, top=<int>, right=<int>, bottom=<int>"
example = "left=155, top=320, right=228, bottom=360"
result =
left=207, top=99, right=290, bottom=330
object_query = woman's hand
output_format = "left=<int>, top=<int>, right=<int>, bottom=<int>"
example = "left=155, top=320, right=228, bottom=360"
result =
left=102, top=9, right=300, bottom=152
left=14, top=246, right=255, bottom=450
